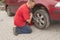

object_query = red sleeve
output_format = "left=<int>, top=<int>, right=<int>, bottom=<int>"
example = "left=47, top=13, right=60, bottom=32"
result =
left=22, top=9, right=30, bottom=21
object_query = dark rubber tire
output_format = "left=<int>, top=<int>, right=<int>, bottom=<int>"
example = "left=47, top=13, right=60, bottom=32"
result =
left=6, top=7, right=14, bottom=16
left=33, top=9, right=50, bottom=29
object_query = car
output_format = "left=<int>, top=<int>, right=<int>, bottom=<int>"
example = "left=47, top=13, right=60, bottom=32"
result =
left=4, top=0, right=60, bottom=29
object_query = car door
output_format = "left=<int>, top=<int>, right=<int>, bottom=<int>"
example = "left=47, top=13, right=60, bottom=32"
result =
left=13, top=0, right=27, bottom=13
left=9, top=0, right=17, bottom=5
left=17, top=0, right=27, bottom=6
left=23, top=0, right=27, bottom=3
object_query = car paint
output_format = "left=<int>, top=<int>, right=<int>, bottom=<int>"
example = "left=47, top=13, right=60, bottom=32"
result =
left=4, top=0, right=60, bottom=21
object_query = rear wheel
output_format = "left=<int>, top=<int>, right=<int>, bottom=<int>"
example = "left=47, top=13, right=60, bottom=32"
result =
left=6, top=6, right=14, bottom=16
left=33, top=9, right=50, bottom=29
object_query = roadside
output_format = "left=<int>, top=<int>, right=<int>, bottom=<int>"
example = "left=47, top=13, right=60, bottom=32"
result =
left=0, top=10, right=60, bottom=40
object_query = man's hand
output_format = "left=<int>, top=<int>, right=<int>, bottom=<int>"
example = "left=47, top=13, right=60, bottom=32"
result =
left=30, top=13, right=33, bottom=19
left=26, top=13, right=33, bottom=23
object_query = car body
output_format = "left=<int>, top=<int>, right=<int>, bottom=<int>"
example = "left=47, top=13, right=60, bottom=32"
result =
left=4, top=0, right=60, bottom=29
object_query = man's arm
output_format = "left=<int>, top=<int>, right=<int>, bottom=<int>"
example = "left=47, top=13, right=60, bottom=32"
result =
left=22, top=9, right=33, bottom=23
left=26, top=13, right=33, bottom=23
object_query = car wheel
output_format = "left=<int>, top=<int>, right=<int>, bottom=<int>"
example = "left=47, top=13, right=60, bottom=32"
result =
left=33, top=9, right=50, bottom=29
left=6, top=7, right=14, bottom=16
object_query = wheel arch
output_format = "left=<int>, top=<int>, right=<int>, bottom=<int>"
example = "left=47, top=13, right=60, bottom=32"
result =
left=32, top=4, right=51, bottom=21
left=32, top=4, right=49, bottom=14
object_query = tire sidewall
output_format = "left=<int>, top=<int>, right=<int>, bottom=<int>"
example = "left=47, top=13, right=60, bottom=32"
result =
left=33, top=9, right=50, bottom=29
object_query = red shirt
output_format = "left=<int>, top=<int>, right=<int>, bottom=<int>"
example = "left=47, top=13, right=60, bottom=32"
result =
left=14, top=4, right=30, bottom=27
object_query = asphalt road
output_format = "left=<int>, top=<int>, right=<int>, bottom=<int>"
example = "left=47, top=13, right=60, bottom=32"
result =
left=0, top=10, right=60, bottom=40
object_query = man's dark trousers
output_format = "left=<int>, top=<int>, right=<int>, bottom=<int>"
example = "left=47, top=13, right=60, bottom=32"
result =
left=16, top=24, right=32, bottom=34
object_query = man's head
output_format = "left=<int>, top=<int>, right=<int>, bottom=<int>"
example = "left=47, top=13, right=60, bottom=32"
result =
left=27, top=0, right=36, bottom=9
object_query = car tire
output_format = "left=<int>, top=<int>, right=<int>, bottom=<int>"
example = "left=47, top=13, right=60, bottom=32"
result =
left=32, top=9, right=50, bottom=29
left=6, top=7, right=14, bottom=16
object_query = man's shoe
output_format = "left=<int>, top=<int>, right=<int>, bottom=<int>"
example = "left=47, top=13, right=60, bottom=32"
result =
left=13, top=27, right=18, bottom=36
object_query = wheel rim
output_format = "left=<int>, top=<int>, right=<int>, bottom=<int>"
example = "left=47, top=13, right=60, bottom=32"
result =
left=33, top=12, right=47, bottom=28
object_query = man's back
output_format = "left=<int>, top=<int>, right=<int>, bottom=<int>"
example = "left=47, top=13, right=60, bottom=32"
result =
left=14, top=4, right=30, bottom=27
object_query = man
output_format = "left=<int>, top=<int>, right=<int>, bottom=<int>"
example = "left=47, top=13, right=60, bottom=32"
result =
left=13, top=0, right=35, bottom=36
